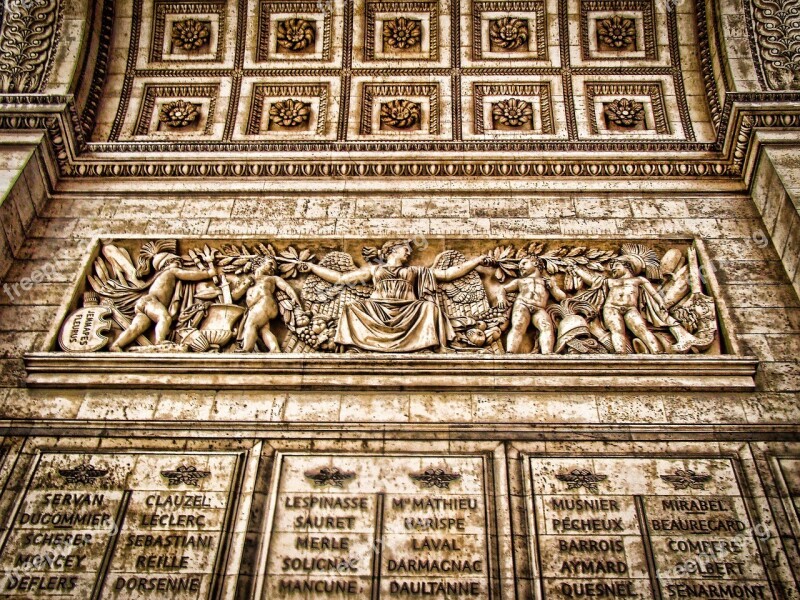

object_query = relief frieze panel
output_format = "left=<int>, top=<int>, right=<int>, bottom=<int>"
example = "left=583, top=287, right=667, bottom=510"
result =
left=51, top=237, right=724, bottom=357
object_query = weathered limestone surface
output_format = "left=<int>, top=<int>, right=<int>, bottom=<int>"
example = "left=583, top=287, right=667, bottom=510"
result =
left=0, top=0, right=799, bottom=597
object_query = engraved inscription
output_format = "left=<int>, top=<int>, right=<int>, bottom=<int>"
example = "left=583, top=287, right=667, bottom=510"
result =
left=529, top=457, right=774, bottom=600
left=264, top=454, right=492, bottom=598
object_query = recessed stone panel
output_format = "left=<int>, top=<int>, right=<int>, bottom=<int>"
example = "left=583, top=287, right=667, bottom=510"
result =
left=259, top=452, right=496, bottom=598
left=0, top=450, right=242, bottom=597
left=526, top=456, right=775, bottom=600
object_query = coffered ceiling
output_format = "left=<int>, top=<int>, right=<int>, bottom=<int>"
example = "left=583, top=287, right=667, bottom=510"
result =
left=91, top=0, right=717, bottom=152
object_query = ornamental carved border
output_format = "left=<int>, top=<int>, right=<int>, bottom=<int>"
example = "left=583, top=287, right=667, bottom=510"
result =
left=246, top=83, right=329, bottom=135
left=579, top=0, right=657, bottom=61
left=472, top=82, right=554, bottom=134
left=745, top=0, right=800, bottom=91
left=585, top=81, right=669, bottom=135
left=0, top=0, right=64, bottom=93
left=134, top=84, right=219, bottom=136
left=472, top=0, right=548, bottom=61
left=360, top=82, right=441, bottom=135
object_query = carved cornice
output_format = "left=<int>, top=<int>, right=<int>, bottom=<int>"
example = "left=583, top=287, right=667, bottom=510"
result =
left=2, top=95, right=799, bottom=180
left=24, top=353, right=758, bottom=391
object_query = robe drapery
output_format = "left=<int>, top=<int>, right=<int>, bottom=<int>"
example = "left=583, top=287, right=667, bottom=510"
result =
left=334, top=265, right=455, bottom=352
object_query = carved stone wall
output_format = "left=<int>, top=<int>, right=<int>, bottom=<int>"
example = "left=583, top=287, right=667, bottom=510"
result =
left=0, top=0, right=798, bottom=598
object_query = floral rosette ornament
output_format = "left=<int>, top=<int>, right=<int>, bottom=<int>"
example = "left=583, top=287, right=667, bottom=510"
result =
left=605, top=98, right=645, bottom=127
left=171, top=19, right=211, bottom=51
left=277, top=18, right=316, bottom=51
left=380, top=99, right=421, bottom=129
left=492, top=98, right=533, bottom=128
left=158, top=100, right=200, bottom=128
left=383, top=17, right=422, bottom=49
left=269, top=99, right=311, bottom=128
left=489, top=17, right=528, bottom=50
left=597, top=15, right=635, bottom=49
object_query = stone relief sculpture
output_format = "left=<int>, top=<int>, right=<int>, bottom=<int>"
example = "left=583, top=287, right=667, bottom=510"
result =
left=59, top=238, right=721, bottom=356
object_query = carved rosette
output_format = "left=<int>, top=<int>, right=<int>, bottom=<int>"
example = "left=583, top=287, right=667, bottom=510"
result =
left=383, top=17, right=422, bottom=50
left=277, top=18, right=316, bottom=52
left=605, top=98, right=645, bottom=127
left=269, top=99, right=312, bottom=127
left=492, top=98, right=534, bottom=127
left=158, top=100, right=200, bottom=128
left=171, top=19, right=211, bottom=51
left=489, top=17, right=529, bottom=51
left=380, top=99, right=421, bottom=129
left=596, top=15, right=635, bottom=50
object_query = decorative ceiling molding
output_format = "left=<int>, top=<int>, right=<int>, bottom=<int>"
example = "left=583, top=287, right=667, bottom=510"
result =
left=0, top=0, right=798, bottom=179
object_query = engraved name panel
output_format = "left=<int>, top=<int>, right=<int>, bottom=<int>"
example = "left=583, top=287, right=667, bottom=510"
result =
left=0, top=451, right=241, bottom=598
left=263, top=453, right=494, bottom=599
left=528, top=457, right=774, bottom=600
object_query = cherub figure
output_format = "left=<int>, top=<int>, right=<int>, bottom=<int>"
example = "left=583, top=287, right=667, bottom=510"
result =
left=232, top=255, right=300, bottom=352
left=572, top=244, right=697, bottom=354
left=109, top=244, right=217, bottom=351
left=497, top=256, right=567, bottom=354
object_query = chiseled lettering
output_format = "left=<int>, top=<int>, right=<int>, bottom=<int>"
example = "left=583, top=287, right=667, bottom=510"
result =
left=551, top=498, right=620, bottom=512
left=4, top=575, right=78, bottom=592
left=295, top=535, right=350, bottom=550
left=557, top=538, right=625, bottom=554
left=661, top=498, right=729, bottom=512
left=560, top=581, right=636, bottom=597
left=665, top=582, right=767, bottom=599
left=552, top=517, right=624, bottom=532
left=278, top=579, right=359, bottom=594
left=650, top=518, right=746, bottom=533
left=388, top=580, right=482, bottom=596
left=114, top=576, right=202, bottom=593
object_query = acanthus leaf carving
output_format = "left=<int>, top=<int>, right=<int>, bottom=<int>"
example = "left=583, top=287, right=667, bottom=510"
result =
left=0, top=0, right=62, bottom=93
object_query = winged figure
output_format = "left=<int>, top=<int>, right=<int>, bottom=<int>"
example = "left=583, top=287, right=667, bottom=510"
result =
left=281, top=251, right=373, bottom=352
left=297, top=240, right=496, bottom=353
left=434, top=249, right=510, bottom=353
